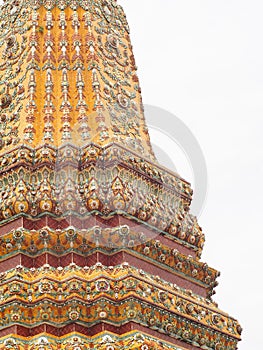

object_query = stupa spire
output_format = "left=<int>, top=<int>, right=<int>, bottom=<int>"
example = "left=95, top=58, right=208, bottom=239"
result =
left=0, top=0, right=196, bottom=233
left=0, top=0, right=155, bottom=159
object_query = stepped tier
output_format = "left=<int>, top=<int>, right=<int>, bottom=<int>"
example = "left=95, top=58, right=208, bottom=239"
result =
left=0, top=222, right=217, bottom=297
left=0, top=331, right=192, bottom=350
left=0, top=264, right=241, bottom=349
left=0, top=144, right=201, bottom=256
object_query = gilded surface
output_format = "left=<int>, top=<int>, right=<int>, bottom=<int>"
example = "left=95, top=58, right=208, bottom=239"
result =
left=0, top=264, right=241, bottom=349
left=0, top=0, right=154, bottom=159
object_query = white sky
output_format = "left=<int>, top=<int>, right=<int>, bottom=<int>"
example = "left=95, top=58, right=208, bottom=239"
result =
left=119, top=0, right=263, bottom=349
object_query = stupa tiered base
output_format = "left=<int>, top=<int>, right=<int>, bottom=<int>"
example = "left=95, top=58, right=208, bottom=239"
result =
left=0, top=262, right=241, bottom=349
left=0, top=211, right=241, bottom=349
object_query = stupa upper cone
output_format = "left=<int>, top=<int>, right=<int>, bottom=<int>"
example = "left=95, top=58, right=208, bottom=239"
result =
left=0, top=0, right=195, bottom=250
left=0, top=0, right=156, bottom=161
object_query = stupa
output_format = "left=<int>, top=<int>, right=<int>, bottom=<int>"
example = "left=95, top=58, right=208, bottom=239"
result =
left=0, top=0, right=242, bottom=349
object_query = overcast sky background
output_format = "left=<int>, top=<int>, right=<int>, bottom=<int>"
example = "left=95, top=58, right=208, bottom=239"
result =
left=119, top=1, right=263, bottom=349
